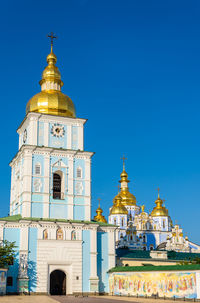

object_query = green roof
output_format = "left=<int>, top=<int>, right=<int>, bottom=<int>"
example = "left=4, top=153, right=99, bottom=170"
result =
left=109, top=264, right=200, bottom=273
left=0, top=215, right=115, bottom=227
left=116, top=249, right=151, bottom=259
left=168, top=251, right=200, bottom=260
left=116, top=248, right=200, bottom=261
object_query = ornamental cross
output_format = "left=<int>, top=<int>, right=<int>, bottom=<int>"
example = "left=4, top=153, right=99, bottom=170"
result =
left=117, top=184, right=120, bottom=193
left=47, top=32, right=57, bottom=51
left=97, top=198, right=101, bottom=208
left=121, top=155, right=127, bottom=170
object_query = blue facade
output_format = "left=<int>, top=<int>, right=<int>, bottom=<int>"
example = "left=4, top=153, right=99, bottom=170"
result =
left=97, top=231, right=109, bottom=293
left=146, top=233, right=156, bottom=249
left=28, top=228, right=38, bottom=292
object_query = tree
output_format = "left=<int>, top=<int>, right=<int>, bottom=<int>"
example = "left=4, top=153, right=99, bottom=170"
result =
left=0, top=240, right=16, bottom=268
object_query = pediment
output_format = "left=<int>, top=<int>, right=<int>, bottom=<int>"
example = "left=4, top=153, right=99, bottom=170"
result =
left=52, top=159, right=67, bottom=168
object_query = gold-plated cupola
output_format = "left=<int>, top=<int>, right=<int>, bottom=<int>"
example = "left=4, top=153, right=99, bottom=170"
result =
left=26, top=34, right=76, bottom=118
left=115, top=156, right=137, bottom=206
left=151, top=189, right=169, bottom=217
left=93, top=199, right=107, bottom=223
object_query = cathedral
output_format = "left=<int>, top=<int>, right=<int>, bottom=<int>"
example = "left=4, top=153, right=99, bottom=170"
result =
left=1, top=36, right=200, bottom=296
left=94, top=160, right=200, bottom=253
left=0, top=39, right=116, bottom=295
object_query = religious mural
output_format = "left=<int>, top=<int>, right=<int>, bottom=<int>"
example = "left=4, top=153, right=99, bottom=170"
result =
left=109, top=272, right=197, bottom=298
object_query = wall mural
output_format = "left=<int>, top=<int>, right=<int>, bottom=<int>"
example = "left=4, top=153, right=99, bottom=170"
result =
left=109, top=272, right=197, bottom=298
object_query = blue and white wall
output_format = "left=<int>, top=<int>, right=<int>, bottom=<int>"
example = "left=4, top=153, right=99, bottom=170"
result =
left=10, top=112, right=93, bottom=221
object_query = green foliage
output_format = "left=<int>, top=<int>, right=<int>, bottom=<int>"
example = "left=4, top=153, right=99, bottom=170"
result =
left=0, top=240, right=16, bottom=268
left=193, top=257, right=200, bottom=264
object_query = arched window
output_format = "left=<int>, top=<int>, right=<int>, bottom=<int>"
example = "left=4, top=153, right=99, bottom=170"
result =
left=143, top=235, right=146, bottom=243
left=43, top=229, right=48, bottom=240
left=56, top=228, right=63, bottom=240
left=143, top=246, right=146, bottom=251
left=150, top=245, right=154, bottom=251
left=71, top=230, right=76, bottom=240
left=163, top=220, right=165, bottom=229
left=121, top=218, right=124, bottom=227
left=53, top=173, right=62, bottom=199
left=154, top=225, right=157, bottom=230
left=114, top=218, right=117, bottom=225
left=35, top=163, right=41, bottom=175
left=76, top=167, right=82, bottom=178
left=120, top=233, right=123, bottom=238
left=130, top=235, right=133, bottom=241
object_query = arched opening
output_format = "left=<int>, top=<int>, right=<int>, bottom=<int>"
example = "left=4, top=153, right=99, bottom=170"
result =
left=50, top=270, right=66, bottom=295
left=53, top=173, right=61, bottom=199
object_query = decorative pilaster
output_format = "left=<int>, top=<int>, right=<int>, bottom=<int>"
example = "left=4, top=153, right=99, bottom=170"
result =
left=89, top=228, right=99, bottom=292
left=18, top=252, right=29, bottom=294
left=43, top=154, right=50, bottom=218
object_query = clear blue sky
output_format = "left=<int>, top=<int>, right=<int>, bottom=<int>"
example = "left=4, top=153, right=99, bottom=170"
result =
left=0, top=0, right=200, bottom=243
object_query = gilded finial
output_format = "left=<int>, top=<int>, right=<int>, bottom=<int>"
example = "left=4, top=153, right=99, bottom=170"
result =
left=97, top=197, right=101, bottom=208
left=121, top=155, right=127, bottom=171
left=141, top=205, right=145, bottom=212
left=47, top=32, right=57, bottom=53
left=157, top=187, right=160, bottom=198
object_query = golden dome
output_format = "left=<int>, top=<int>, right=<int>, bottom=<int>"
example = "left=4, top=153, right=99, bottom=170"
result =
left=26, top=47, right=76, bottom=118
left=117, top=168, right=137, bottom=206
left=110, top=196, right=128, bottom=215
left=93, top=201, right=107, bottom=223
left=151, top=193, right=168, bottom=217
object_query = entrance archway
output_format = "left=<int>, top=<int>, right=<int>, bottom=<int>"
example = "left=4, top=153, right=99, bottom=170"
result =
left=50, top=270, right=66, bottom=295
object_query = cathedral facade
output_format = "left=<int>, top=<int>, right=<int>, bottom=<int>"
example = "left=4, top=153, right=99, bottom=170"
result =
left=106, top=164, right=200, bottom=253
left=0, top=43, right=116, bottom=295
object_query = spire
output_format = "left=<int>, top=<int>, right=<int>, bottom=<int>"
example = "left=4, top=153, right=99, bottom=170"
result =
left=113, top=157, right=137, bottom=206
left=39, top=32, right=63, bottom=92
left=26, top=35, right=76, bottom=118
left=121, top=155, right=127, bottom=172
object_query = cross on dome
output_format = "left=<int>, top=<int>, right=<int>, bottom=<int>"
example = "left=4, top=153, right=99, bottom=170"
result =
left=121, top=155, right=127, bottom=171
left=47, top=32, right=57, bottom=52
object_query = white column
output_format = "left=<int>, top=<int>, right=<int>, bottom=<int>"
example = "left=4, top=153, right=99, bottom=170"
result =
left=108, top=230, right=116, bottom=269
left=67, top=157, right=74, bottom=219
left=67, top=125, right=72, bottom=149
left=90, top=229, right=98, bottom=278
left=85, top=158, right=91, bottom=221
left=43, top=154, right=50, bottom=218
left=0, top=223, right=5, bottom=241
left=78, top=125, right=84, bottom=151
left=22, top=151, right=33, bottom=217
left=29, top=117, right=38, bottom=146
left=43, top=122, right=49, bottom=147
left=20, top=225, right=29, bottom=251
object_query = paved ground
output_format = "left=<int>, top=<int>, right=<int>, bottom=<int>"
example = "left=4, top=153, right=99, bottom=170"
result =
left=0, top=296, right=188, bottom=303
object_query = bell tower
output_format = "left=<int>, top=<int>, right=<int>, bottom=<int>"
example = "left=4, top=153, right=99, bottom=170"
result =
left=9, top=35, right=94, bottom=221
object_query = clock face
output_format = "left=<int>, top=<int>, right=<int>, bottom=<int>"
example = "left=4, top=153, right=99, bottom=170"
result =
left=23, top=129, right=27, bottom=143
left=51, top=123, right=65, bottom=138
